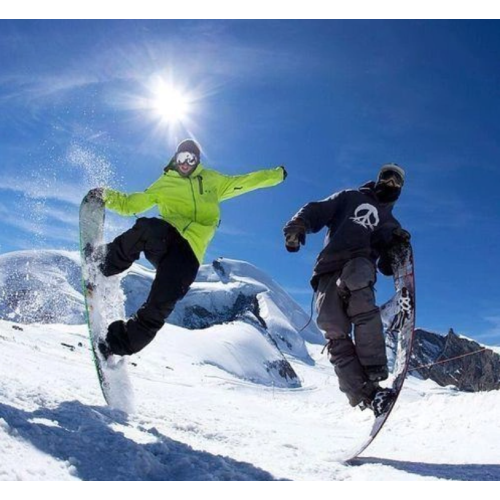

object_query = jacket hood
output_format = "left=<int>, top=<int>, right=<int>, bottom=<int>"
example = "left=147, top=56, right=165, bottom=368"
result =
left=359, top=180, right=376, bottom=193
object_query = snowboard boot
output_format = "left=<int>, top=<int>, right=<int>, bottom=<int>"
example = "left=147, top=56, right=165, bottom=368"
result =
left=97, top=339, right=113, bottom=360
left=369, top=387, right=396, bottom=418
left=364, top=364, right=389, bottom=382
left=83, top=242, right=103, bottom=262
left=98, top=320, right=132, bottom=359
left=104, top=320, right=135, bottom=356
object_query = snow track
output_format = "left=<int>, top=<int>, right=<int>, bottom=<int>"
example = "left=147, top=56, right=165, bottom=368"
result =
left=1, top=320, right=499, bottom=480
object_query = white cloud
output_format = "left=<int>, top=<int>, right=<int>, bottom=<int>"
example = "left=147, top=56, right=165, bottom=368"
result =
left=0, top=142, right=118, bottom=207
left=3, top=217, right=78, bottom=246
left=0, top=174, right=83, bottom=205
left=0, top=191, right=80, bottom=248
left=44, top=205, right=79, bottom=226
left=217, top=224, right=251, bottom=237
left=284, top=286, right=314, bottom=296
left=479, top=316, right=500, bottom=346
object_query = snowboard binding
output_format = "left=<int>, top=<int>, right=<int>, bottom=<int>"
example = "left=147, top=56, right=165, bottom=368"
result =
left=98, top=339, right=113, bottom=360
left=369, top=388, right=396, bottom=418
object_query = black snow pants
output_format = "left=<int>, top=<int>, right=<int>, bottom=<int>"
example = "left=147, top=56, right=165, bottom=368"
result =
left=315, top=257, right=387, bottom=407
left=101, top=217, right=200, bottom=355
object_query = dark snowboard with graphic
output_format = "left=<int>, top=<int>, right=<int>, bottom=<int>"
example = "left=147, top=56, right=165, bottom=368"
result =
left=343, top=242, right=416, bottom=463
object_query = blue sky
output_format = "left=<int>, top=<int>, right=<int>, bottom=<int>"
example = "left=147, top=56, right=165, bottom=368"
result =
left=1, top=20, right=500, bottom=345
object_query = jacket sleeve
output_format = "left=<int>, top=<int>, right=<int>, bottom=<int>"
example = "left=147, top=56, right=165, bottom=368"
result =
left=103, top=177, right=162, bottom=216
left=216, top=167, right=284, bottom=202
left=293, top=191, right=344, bottom=233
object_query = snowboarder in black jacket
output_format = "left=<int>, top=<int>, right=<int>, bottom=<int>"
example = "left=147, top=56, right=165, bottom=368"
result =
left=283, top=163, right=410, bottom=414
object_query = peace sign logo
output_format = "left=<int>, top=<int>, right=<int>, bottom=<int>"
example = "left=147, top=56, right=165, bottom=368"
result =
left=350, top=203, right=380, bottom=231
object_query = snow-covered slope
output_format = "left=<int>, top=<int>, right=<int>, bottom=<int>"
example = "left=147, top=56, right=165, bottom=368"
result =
left=3, top=250, right=497, bottom=393
left=0, top=250, right=323, bottom=388
left=0, top=251, right=320, bottom=343
left=0, top=250, right=83, bottom=324
left=1, top=249, right=500, bottom=480
left=1, top=319, right=500, bottom=481
left=122, top=257, right=323, bottom=362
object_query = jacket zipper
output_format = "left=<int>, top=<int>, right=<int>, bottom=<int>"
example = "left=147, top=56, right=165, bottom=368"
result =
left=183, top=177, right=198, bottom=233
left=198, top=176, right=204, bottom=195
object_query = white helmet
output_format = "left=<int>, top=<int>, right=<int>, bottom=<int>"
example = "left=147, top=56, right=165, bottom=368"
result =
left=377, top=163, right=405, bottom=187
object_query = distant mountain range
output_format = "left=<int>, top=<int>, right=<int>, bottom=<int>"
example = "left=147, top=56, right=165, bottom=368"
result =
left=409, top=328, right=500, bottom=392
left=1, top=249, right=499, bottom=392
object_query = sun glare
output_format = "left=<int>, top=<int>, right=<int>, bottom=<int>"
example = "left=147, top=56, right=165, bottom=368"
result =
left=151, top=82, right=191, bottom=125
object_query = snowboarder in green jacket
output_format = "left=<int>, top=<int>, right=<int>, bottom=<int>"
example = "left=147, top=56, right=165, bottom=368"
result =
left=89, top=139, right=286, bottom=357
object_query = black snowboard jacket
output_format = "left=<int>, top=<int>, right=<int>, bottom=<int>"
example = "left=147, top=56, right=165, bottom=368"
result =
left=290, top=181, right=402, bottom=289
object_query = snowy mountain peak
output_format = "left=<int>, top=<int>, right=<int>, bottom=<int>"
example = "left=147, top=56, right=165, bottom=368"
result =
left=0, top=249, right=325, bottom=389
left=0, top=251, right=321, bottom=340
left=0, top=250, right=83, bottom=324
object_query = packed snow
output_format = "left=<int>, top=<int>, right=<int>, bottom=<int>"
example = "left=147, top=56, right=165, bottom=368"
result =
left=0, top=251, right=499, bottom=481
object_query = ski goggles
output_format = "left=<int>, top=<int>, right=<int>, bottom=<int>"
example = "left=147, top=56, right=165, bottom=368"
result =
left=378, top=169, right=404, bottom=188
left=175, top=151, right=199, bottom=167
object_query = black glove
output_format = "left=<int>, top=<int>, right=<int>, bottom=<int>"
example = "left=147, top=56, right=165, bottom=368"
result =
left=392, top=227, right=411, bottom=245
left=372, top=227, right=410, bottom=276
left=87, top=188, right=105, bottom=204
left=280, top=166, right=288, bottom=180
left=283, top=218, right=306, bottom=252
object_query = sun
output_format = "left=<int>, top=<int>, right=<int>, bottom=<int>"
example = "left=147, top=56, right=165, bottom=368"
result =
left=151, top=81, right=191, bottom=125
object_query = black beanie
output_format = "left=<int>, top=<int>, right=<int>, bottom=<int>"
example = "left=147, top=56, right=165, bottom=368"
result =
left=165, top=139, right=201, bottom=172
left=176, top=139, right=201, bottom=158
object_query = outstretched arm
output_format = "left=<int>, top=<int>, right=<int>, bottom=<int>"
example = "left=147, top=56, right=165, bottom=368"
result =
left=217, top=166, right=285, bottom=202
left=283, top=191, right=344, bottom=252
left=103, top=177, right=162, bottom=217
left=292, top=191, right=344, bottom=234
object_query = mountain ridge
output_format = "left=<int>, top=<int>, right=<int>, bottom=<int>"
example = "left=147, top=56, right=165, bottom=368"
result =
left=1, top=249, right=499, bottom=393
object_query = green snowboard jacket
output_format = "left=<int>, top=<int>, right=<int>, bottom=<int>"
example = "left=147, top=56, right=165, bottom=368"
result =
left=104, top=164, right=285, bottom=264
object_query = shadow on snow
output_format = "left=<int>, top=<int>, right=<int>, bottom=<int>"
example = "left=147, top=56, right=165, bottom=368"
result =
left=0, top=400, right=278, bottom=481
left=350, top=456, right=500, bottom=481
